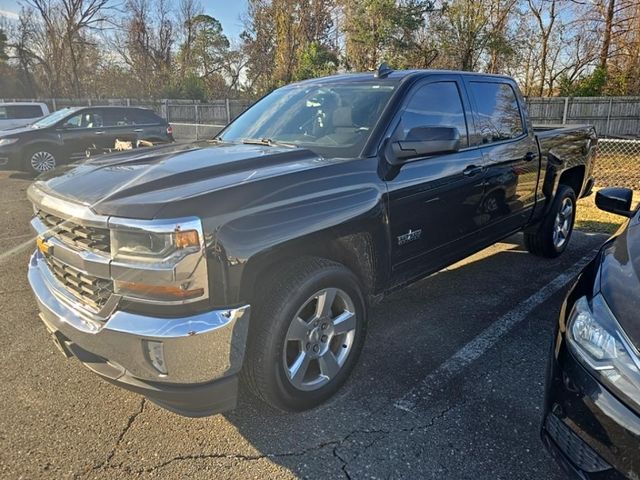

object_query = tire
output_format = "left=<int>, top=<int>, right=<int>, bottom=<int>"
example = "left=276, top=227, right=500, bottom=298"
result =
left=524, top=184, right=577, bottom=258
left=243, top=257, right=367, bottom=412
left=23, top=146, right=58, bottom=175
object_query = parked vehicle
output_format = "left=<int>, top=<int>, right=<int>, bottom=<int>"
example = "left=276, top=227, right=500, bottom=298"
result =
left=542, top=187, right=640, bottom=479
left=27, top=67, right=597, bottom=417
left=0, top=106, right=173, bottom=174
left=0, top=102, right=50, bottom=130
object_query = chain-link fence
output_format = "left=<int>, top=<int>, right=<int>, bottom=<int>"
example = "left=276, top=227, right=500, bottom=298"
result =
left=596, top=138, right=640, bottom=190
left=526, top=96, right=640, bottom=190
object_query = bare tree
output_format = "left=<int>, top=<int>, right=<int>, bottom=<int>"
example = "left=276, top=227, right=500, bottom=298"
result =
left=25, top=0, right=111, bottom=96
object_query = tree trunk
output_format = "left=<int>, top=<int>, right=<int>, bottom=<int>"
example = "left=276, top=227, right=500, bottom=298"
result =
left=599, top=0, right=615, bottom=71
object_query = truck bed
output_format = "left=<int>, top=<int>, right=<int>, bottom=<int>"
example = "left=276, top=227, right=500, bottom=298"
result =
left=534, top=123, right=597, bottom=198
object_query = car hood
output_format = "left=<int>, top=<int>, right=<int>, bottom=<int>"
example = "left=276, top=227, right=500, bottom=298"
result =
left=0, top=125, right=34, bottom=136
left=599, top=217, right=640, bottom=350
left=32, top=141, right=330, bottom=219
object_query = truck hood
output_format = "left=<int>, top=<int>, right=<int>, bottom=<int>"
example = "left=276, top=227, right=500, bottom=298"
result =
left=599, top=218, right=640, bottom=350
left=34, top=141, right=328, bottom=219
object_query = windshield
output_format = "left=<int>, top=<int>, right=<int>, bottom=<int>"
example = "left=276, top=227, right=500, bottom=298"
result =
left=32, top=108, right=73, bottom=129
left=220, top=82, right=397, bottom=157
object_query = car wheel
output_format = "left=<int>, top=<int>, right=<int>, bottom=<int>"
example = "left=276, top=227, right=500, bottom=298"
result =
left=524, top=184, right=577, bottom=258
left=24, top=148, right=57, bottom=174
left=243, top=257, right=367, bottom=412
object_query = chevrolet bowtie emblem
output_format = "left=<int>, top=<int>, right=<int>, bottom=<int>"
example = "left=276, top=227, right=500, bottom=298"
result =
left=36, top=236, right=52, bottom=255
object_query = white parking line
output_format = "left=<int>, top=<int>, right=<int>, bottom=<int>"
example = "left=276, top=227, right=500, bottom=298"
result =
left=393, top=250, right=598, bottom=413
left=0, top=238, right=35, bottom=265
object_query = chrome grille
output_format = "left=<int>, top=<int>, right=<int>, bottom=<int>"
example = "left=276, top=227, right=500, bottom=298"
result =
left=37, top=211, right=110, bottom=253
left=45, top=255, right=113, bottom=311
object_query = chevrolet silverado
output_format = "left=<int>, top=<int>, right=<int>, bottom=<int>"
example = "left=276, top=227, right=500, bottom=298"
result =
left=27, top=67, right=597, bottom=416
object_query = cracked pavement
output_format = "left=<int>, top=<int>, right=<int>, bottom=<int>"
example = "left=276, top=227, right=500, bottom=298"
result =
left=0, top=170, right=604, bottom=479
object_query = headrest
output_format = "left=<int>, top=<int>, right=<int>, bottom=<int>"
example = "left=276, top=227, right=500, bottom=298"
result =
left=332, top=107, right=353, bottom=128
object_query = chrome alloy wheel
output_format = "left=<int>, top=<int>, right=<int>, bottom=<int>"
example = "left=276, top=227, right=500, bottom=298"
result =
left=282, top=288, right=357, bottom=391
left=30, top=151, right=56, bottom=172
left=553, top=197, right=574, bottom=249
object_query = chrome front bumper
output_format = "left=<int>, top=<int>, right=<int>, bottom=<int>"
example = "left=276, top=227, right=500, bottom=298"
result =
left=28, top=250, right=251, bottom=415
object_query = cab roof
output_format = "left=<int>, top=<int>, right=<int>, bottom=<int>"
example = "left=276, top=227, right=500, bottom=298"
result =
left=293, top=69, right=515, bottom=86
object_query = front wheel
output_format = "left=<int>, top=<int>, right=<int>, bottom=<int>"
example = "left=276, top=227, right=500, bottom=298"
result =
left=524, top=184, right=577, bottom=258
left=24, top=147, right=58, bottom=175
left=243, top=257, right=367, bottom=412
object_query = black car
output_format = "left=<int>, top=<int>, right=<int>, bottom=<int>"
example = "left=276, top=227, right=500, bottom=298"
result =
left=0, top=106, right=174, bottom=174
left=26, top=69, right=597, bottom=417
left=542, top=187, right=640, bottom=479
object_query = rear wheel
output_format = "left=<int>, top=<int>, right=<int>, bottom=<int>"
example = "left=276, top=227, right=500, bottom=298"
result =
left=524, top=184, right=576, bottom=258
left=24, top=147, right=57, bottom=175
left=243, top=257, right=367, bottom=411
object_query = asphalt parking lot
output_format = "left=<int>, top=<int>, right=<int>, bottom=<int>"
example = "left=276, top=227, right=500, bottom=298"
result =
left=0, top=169, right=606, bottom=479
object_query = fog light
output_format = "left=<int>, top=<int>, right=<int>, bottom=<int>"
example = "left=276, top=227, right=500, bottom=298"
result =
left=144, top=340, right=168, bottom=375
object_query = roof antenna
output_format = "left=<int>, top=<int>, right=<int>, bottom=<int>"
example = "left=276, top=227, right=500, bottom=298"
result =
left=375, top=62, right=394, bottom=79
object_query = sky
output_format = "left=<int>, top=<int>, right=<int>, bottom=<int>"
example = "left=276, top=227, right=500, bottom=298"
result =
left=0, top=0, right=249, bottom=40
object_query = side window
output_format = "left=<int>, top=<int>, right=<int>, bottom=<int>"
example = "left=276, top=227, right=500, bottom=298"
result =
left=7, top=105, right=45, bottom=119
left=0, top=107, right=6, bottom=119
left=131, top=109, right=161, bottom=125
left=469, top=82, right=524, bottom=144
left=399, top=81, right=469, bottom=147
left=64, top=110, right=104, bottom=129
left=103, top=109, right=131, bottom=127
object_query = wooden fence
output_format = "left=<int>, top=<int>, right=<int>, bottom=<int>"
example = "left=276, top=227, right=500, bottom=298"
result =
left=2, top=95, right=640, bottom=138
left=526, top=96, right=640, bottom=138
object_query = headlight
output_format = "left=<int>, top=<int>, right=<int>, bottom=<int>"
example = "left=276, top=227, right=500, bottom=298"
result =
left=567, top=294, right=640, bottom=410
left=109, top=217, right=208, bottom=304
left=0, top=138, right=18, bottom=146
left=111, top=229, right=199, bottom=260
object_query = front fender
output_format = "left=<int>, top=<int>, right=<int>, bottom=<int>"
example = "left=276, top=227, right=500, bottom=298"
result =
left=193, top=156, right=390, bottom=305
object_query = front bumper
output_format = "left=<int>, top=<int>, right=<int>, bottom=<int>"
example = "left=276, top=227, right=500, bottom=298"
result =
left=0, top=143, right=20, bottom=169
left=28, top=250, right=251, bottom=417
left=541, top=335, right=640, bottom=479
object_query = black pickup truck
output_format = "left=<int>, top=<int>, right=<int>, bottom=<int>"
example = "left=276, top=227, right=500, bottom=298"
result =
left=27, top=68, right=597, bottom=417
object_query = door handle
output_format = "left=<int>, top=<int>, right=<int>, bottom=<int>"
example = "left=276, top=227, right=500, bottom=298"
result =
left=133, top=129, right=144, bottom=133
left=463, top=165, right=484, bottom=176
left=523, top=151, right=536, bottom=162
left=94, top=131, right=105, bottom=135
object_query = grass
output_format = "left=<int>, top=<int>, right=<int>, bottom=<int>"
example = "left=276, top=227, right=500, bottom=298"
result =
left=575, top=188, right=638, bottom=234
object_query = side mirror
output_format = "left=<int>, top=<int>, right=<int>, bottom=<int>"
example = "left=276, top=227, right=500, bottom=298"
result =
left=596, top=187, right=634, bottom=217
left=385, top=126, right=460, bottom=165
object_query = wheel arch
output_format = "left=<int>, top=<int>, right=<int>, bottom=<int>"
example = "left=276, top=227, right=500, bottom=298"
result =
left=558, top=165, right=585, bottom=197
left=239, top=230, right=380, bottom=306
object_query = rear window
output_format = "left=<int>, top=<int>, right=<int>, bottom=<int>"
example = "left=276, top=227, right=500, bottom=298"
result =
left=0, top=105, right=45, bottom=119
left=101, top=108, right=162, bottom=127
left=131, top=109, right=163, bottom=125
left=469, top=82, right=524, bottom=144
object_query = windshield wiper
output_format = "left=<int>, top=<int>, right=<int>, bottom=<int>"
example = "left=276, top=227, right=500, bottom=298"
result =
left=241, top=138, right=297, bottom=148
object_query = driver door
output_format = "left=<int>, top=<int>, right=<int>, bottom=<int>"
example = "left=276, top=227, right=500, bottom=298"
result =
left=386, top=77, right=487, bottom=283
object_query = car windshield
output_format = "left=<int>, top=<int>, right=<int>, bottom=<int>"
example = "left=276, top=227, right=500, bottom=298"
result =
left=31, top=108, right=73, bottom=129
left=220, top=82, right=397, bottom=158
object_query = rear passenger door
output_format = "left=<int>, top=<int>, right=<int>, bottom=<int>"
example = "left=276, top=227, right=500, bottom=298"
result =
left=464, top=80, right=539, bottom=237
left=387, top=76, right=487, bottom=282
left=103, top=108, right=137, bottom=148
